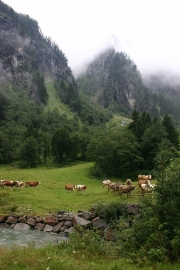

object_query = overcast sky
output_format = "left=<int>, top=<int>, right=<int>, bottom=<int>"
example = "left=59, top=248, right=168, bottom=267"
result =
left=2, top=0, right=180, bottom=77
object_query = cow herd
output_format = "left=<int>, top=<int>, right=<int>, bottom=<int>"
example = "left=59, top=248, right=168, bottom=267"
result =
left=102, top=174, right=157, bottom=198
left=0, top=180, right=40, bottom=190
left=0, top=174, right=157, bottom=199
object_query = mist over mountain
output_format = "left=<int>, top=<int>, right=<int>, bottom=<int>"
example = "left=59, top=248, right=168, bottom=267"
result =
left=76, top=48, right=180, bottom=124
left=1, top=0, right=180, bottom=125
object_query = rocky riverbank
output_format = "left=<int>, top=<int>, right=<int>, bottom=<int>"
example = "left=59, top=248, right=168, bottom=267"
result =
left=0, top=204, right=140, bottom=240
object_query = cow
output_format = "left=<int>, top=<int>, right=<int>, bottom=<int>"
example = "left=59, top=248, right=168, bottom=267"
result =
left=65, top=184, right=75, bottom=191
left=0, top=180, right=5, bottom=187
left=102, top=180, right=111, bottom=188
left=26, top=181, right=40, bottom=187
left=0, top=180, right=20, bottom=191
left=138, top=174, right=152, bottom=180
left=140, top=183, right=157, bottom=198
left=126, top=178, right=132, bottom=185
left=138, top=179, right=151, bottom=190
left=119, top=185, right=136, bottom=198
left=75, top=185, right=87, bottom=193
left=108, top=182, right=124, bottom=193
left=15, top=181, right=24, bottom=190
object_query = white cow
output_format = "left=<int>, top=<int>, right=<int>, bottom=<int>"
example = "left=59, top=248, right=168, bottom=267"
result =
left=102, top=180, right=111, bottom=188
left=140, top=183, right=157, bottom=198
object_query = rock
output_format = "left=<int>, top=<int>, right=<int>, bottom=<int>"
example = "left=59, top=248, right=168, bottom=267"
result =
left=0, top=215, right=8, bottom=223
left=64, top=221, right=72, bottom=227
left=43, top=224, right=53, bottom=232
left=72, top=214, right=91, bottom=229
left=81, top=211, right=96, bottom=220
left=53, top=222, right=64, bottom=233
left=6, top=216, right=17, bottom=224
left=18, top=216, right=27, bottom=223
left=44, top=216, right=58, bottom=226
left=59, top=215, right=72, bottom=221
left=14, top=223, right=31, bottom=231
left=35, top=223, right=44, bottom=231
left=35, top=217, right=43, bottom=223
left=27, top=217, right=36, bottom=226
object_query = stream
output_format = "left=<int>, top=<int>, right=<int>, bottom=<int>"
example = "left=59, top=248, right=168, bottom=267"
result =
left=0, top=224, right=68, bottom=248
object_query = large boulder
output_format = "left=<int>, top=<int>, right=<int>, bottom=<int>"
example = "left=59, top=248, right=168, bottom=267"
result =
left=34, top=223, right=44, bottom=231
left=6, top=216, right=17, bottom=224
left=44, top=216, right=58, bottom=226
left=73, top=214, right=91, bottom=229
left=27, top=217, right=36, bottom=226
left=43, top=224, right=53, bottom=232
left=14, top=223, right=31, bottom=231
left=53, top=222, right=64, bottom=233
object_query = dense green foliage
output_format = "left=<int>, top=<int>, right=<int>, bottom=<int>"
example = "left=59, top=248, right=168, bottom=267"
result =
left=0, top=82, right=179, bottom=180
left=87, top=110, right=179, bottom=177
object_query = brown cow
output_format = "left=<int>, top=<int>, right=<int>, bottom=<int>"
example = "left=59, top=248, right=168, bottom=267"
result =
left=119, top=185, right=136, bottom=198
left=138, top=174, right=151, bottom=180
left=138, top=179, right=151, bottom=190
left=108, top=182, right=124, bottom=193
left=65, top=184, right=75, bottom=191
left=26, top=181, right=40, bottom=187
left=0, top=180, right=21, bottom=191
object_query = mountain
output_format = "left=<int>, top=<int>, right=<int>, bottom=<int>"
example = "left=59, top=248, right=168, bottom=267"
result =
left=0, top=0, right=74, bottom=105
left=77, top=48, right=180, bottom=124
left=1, top=1, right=180, bottom=126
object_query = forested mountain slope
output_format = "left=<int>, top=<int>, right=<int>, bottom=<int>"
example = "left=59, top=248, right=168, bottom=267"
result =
left=77, top=48, right=180, bottom=124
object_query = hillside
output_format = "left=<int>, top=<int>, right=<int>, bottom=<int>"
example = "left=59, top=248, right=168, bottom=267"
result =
left=0, top=0, right=74, bottom=105
left=77, top=48, right=180, bottom=125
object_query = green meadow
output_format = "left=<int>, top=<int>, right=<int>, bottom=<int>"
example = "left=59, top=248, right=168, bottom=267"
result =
left=1, top=163, right=180, bottom=270
left=0, top=162, right=143, bottom=216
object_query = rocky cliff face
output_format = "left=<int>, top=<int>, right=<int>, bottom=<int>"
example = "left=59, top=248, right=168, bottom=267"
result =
left=0, top=12, right=74, bottom=104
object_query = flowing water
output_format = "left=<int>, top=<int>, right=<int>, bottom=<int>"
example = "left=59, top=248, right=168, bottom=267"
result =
left=0, top=224, right=68, bottom=248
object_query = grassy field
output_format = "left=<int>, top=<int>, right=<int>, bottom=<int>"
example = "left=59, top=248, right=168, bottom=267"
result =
left=0, top=162, right=148, bottom=216
left=1, top=163, right=180, bottom=269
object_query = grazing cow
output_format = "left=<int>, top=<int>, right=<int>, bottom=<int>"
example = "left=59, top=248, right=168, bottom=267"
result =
left=119, top=185, right=136, bottom=198
left=65, top=184, right=75, bottom=191
left=138, top=174, right=152, bottom=180
left=102, top=180, right=111, bottom=188
left=140, top=183, right=157, bottom=198
left=138, top=179, right=151, bottom=190
left=26, top=181, right=40, bottom=187
left=75, top=185, right=87, bottom=193
left=108, top=182, right=124, bottom=193
left=0, top=180, right=20, bottom=191
left=15, top=181, right=24, bottom=189
left=0, top=180, right=5, bottom=187
left=126, top=178, right=132, bottom=185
